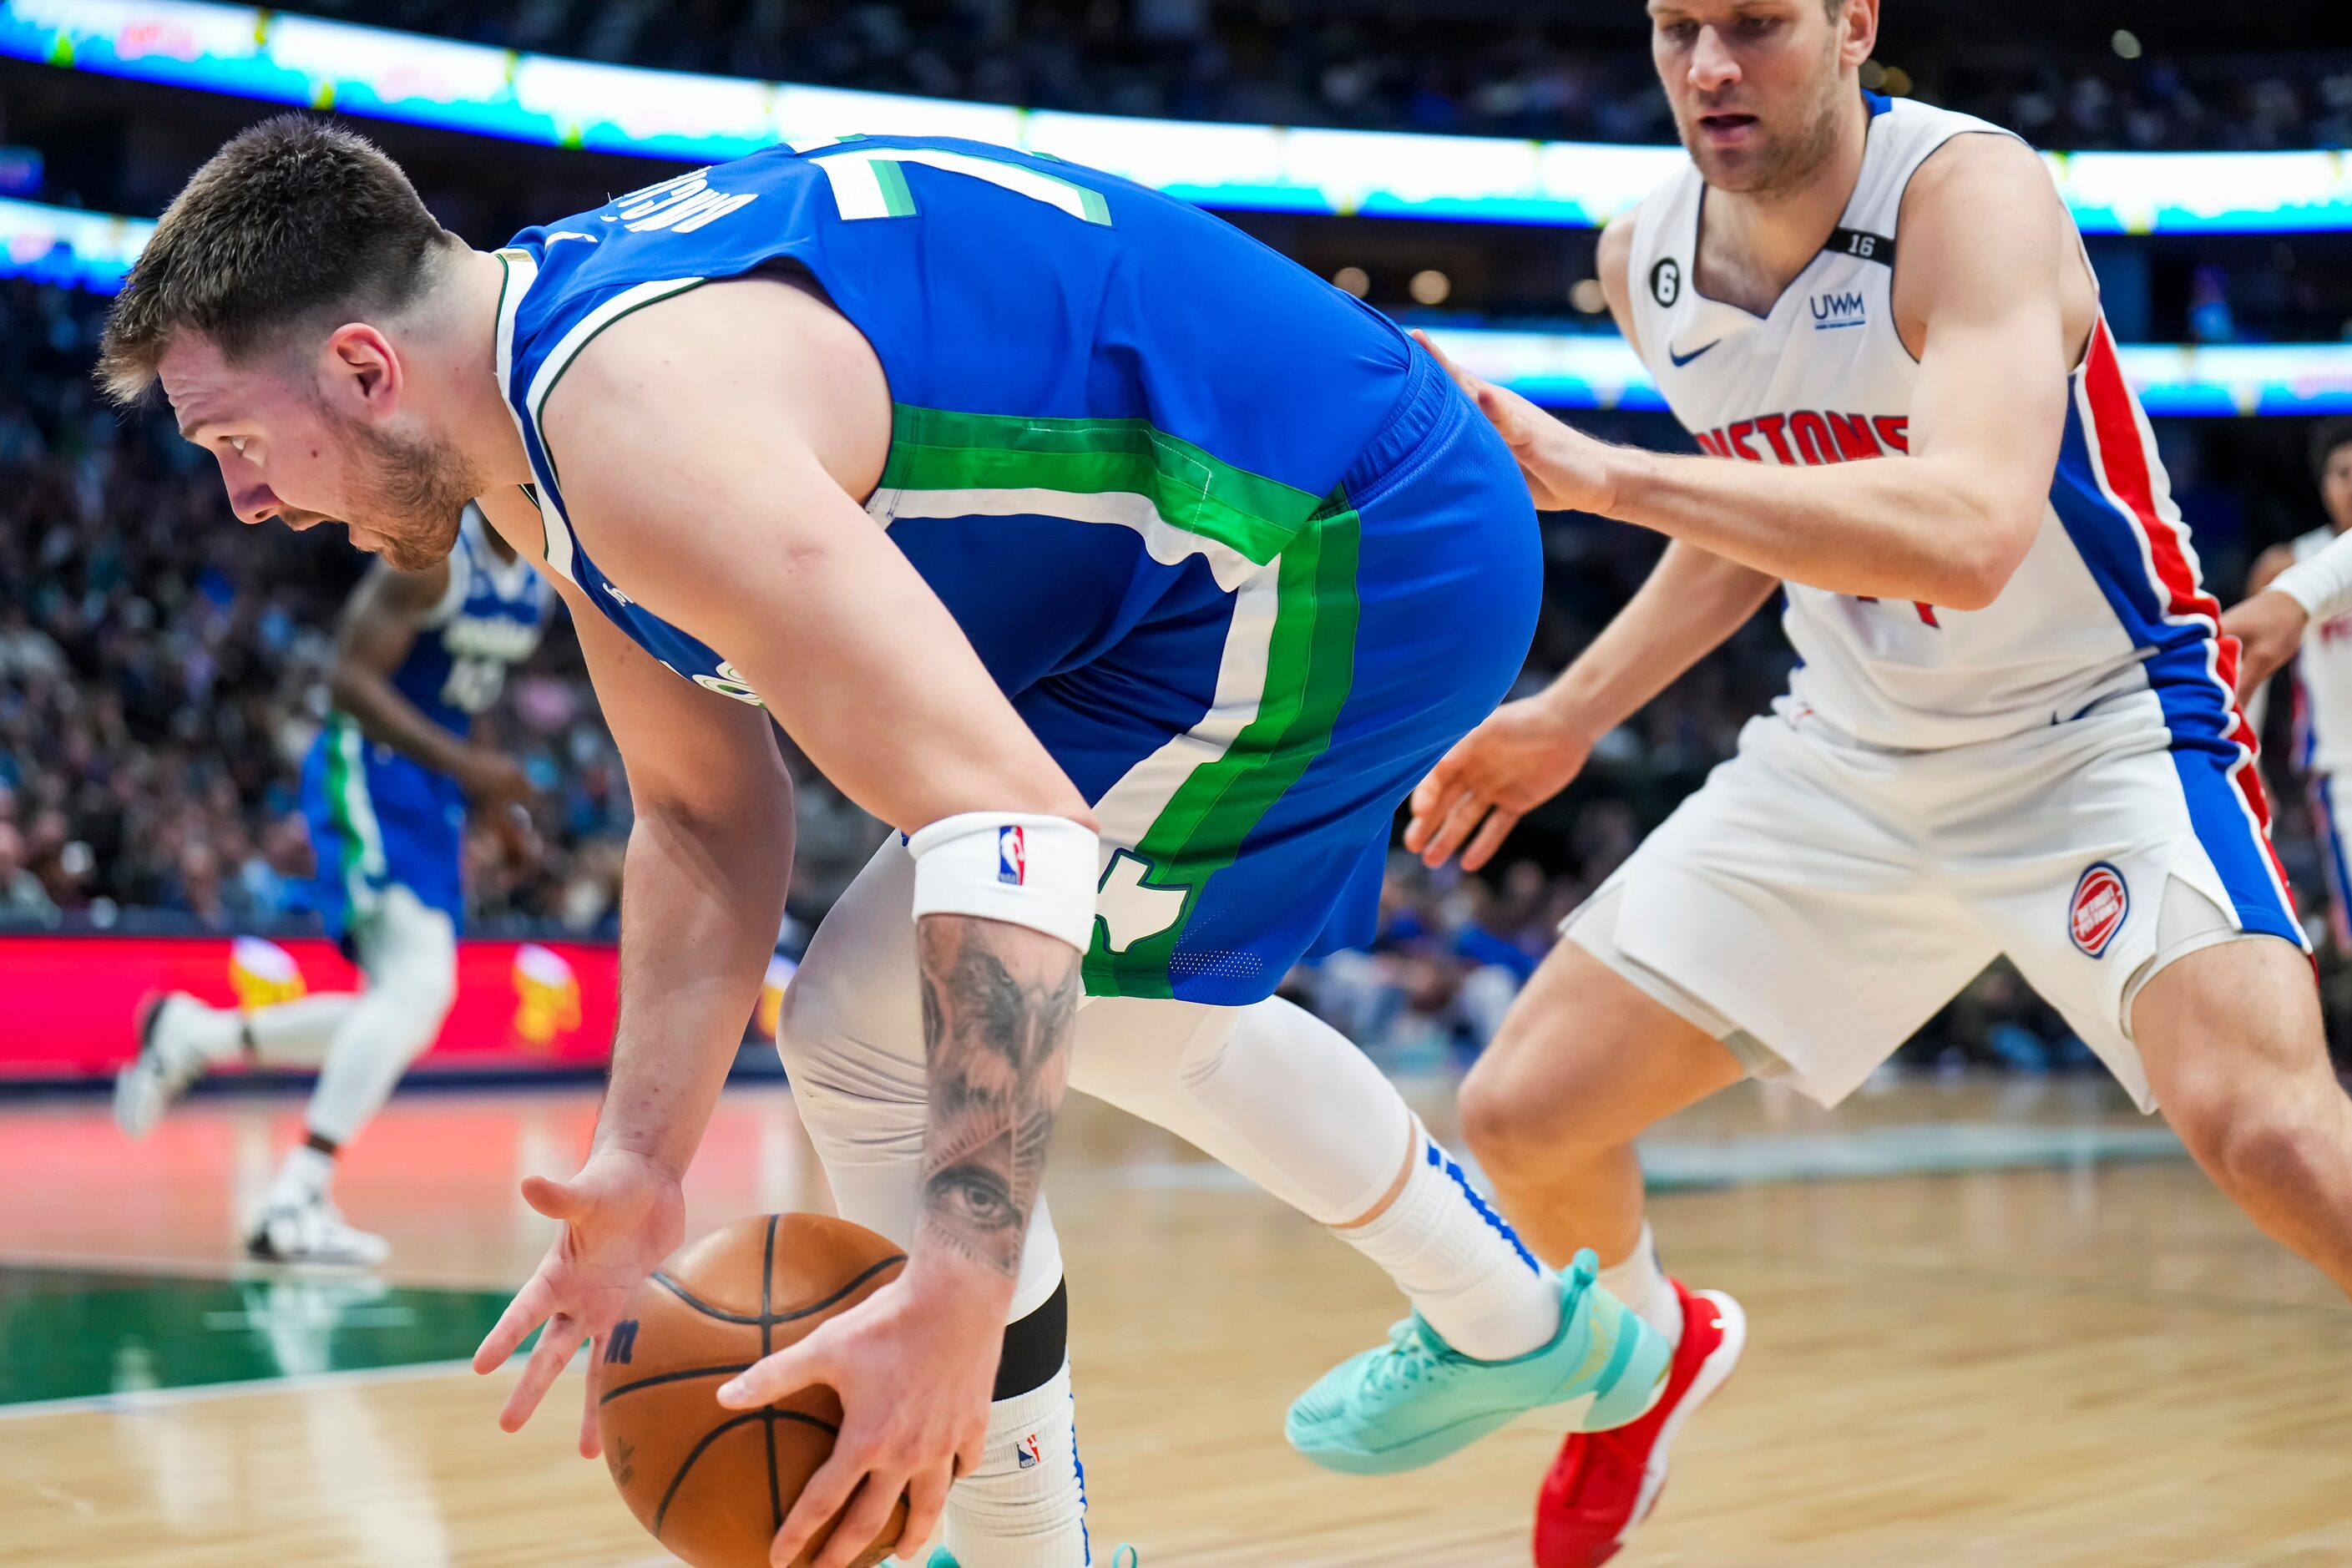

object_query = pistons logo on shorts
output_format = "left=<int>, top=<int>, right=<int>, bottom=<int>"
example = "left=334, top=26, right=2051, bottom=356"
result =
left=2068, top=862, right=2129, bottom=958
left=998, top=825, right=1027, bottom=887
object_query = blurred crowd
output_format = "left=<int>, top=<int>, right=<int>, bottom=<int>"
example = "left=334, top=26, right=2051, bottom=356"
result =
left=306, top=0, right=2352, bottom=151
left=0, top=282, right=645, bottom=935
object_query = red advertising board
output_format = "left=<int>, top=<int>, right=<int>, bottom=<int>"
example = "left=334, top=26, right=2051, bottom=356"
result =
left=0, top=933, right=622, bottom=1080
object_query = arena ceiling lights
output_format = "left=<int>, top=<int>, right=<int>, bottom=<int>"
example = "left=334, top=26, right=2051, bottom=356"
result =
left=7, top=0, right=2351, bottom=235
left=8, top=194, right=2344, bottom=415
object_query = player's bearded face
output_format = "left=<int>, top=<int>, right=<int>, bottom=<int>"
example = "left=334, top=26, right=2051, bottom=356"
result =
left=317, top=399, right=477, bottom=571
left=1657, top=5, right=1851, bottom=196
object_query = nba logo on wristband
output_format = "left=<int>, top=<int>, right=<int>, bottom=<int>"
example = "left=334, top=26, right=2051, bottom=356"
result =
left=998, top=825, right=1027, bottom=886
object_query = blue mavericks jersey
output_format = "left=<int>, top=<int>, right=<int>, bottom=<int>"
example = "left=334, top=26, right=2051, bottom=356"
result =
left=390, top=504, right=558, bottom=738
left=493, top=134, right=1541, bottom=1001
left=301, top=505, right=556, bottom=938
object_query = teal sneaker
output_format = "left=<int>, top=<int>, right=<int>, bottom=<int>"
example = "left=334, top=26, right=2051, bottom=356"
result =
left=1285, top=1250, right=1670, bottom=1475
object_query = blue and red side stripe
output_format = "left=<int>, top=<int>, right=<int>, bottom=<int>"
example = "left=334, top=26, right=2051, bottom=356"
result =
left=2043, top=321, right=2304, bottom=948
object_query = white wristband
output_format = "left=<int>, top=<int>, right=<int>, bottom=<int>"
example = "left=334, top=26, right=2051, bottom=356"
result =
left=907, top=812, right=1100, bottom=954
left=2269, top=533, right=2352, bottom=622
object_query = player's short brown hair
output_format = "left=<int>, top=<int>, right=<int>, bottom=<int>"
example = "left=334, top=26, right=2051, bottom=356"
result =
left=98, top=114, right=453, bottom=406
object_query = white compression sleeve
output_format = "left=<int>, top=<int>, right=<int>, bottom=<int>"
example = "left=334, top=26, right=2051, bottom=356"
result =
left=304, top=886, right=458, bottom=1146
left=244, top=994, right=360, bottom=1065
left=2271, top=529, right=2352, bottom=623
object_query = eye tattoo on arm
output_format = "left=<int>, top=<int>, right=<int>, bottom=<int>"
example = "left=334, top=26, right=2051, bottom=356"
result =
left=915, top=918, right=1081, bottom=1278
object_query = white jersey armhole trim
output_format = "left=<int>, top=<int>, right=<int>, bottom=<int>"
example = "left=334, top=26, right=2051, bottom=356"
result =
left=1883, top=124, right=2022, bottom=369
left=515, top=274, right=710, bottom=592
left=490, top=249, right=577, bottom=584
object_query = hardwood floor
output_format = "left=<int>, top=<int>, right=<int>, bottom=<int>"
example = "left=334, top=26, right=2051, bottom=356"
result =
left=2, top=1075, right=2346, bottom=1566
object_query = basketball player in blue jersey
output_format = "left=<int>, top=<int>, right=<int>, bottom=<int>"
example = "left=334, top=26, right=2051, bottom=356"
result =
left=99, top=118, right=1671, bottom=1566
left=115, top=503, right=553, bottom=1267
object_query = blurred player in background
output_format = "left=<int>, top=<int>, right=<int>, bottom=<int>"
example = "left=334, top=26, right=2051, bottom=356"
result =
left=2229, top=420, right=2352, bottom=952
left=1343, top=0, right=2352, bottom=1563
left=114, top=503, right=553, bottom=1267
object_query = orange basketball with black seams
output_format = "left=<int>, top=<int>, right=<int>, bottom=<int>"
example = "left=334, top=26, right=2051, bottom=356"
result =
left=599, top=1213, right=909, bottom=1568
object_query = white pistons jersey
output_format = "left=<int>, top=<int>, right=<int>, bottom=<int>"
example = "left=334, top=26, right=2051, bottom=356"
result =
left=2291, top=525, right=2352, bottom=777
left=1626, top=94, right=2238, bottom=753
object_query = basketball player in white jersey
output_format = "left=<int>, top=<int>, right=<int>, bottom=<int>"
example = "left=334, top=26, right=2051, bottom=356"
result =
left=1328, top=2, right=2352, bottom=1560
left=2229, top=420, right=2352, bottom=953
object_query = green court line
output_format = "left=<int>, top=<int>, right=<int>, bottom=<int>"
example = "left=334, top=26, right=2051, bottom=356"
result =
left=0, top=1266, right=524, bottom=1409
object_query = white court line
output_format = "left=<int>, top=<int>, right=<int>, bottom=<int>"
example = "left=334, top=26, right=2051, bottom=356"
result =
left=0, top=1345, right=590, bottom=1424
left=0, top=1247, right=520, bottom=1292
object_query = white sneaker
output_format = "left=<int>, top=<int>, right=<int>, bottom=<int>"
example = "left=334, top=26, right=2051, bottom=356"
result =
left=114, top=993, right=217, bottom=1139
left=245, top=1190, right=391, bottom=1270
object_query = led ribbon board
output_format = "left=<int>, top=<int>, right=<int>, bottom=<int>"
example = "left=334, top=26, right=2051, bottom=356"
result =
left=5, top=188, right=2343, bottom=415
left=5, top=0, right=2350, bottom=233
left=6, top=191, right=2341, bottom=416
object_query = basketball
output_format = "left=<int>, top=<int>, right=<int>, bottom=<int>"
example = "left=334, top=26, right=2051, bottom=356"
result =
left=599, top=1213, right=910, bottom=1568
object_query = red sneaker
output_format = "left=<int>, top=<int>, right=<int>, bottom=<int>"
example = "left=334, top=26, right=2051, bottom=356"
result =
left=1533, top=1282, right=1744, bottom=1567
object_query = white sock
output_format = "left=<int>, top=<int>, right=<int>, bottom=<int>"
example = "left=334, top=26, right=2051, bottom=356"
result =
left=272, top=1142, right=336, bottom=1204
left=941, top=1359, right=1091, bottom=1567
left=1335, top=1130, right=1561, bottom=1361
left=1597, top=1222, right=1682, bottom=1349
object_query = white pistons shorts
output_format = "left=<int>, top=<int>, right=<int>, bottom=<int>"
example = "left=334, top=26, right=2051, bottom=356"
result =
left=1565, top=692, right=2307, bottom=1111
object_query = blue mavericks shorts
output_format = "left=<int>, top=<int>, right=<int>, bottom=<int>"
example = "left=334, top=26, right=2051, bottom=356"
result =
left=299, top=715, right=467, bottom=943
left=1003, top=350, right=1542, bottom=1004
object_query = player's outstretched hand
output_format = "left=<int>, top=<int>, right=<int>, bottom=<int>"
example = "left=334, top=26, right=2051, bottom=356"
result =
left=2223, top=588, right=2309, bottom=701
left=1410, top=328, right=1619, bottom=515
left=458, top=747, right=540, bottom=812
left=1406, top=695, right=1598, bottom=871
left=715, top=1268, right=994, bottom=1568
left=473, top=1147, right=686, bottom=1458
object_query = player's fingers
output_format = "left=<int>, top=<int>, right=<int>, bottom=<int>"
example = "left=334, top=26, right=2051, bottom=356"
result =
left=1404, top=762, right=1465, bottom=849
left=576, top=1334, right=604, bottom=1459
left=771, top=1449, right=864, bottom=1566
left=473, top=1275, right=554, bottom=1373
left=1419, top=792, right=1493, bottom=869
left=897, top=1463, right=953, bottom=1564
left=1459, top=807, right=1524, bottom=873
left=518, top=1172, right=585, bottom=1222
left=812, top=1470, right=905, bottom=1568
left=719, top=1339, right=826, bottom=1410
left=1410, top=326, right=1459, bottom=379
left=498, top=1313, right=580, bottom=1433
left=1476, top=382, right=1531, bottom=443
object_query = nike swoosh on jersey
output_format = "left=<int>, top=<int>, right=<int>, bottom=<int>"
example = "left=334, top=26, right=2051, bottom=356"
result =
left=1667, top=340, right=1721, bottom=367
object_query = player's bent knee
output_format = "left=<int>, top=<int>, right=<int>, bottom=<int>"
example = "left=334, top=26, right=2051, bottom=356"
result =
left=2172, top=1085, right=2337, bottom=1201
left=1459, top=1049, right=1584, bottom=1171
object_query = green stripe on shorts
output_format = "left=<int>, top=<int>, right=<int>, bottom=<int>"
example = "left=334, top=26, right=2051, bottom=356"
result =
left=1085, top=486, right=1363, bottom=999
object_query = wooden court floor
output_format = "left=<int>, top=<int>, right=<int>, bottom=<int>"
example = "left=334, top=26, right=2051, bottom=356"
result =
left=3, top=1074, right=2349, bottom=1567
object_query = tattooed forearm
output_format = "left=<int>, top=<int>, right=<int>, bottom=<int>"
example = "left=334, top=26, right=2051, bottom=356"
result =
left=915, top=915, right=1081, bottom=1278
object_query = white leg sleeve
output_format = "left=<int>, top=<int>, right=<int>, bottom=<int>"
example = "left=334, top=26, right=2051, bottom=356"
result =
left=781, top=842, right=1086, bottom=1563
left=303, top=886, right=458, bottom=1148
left=1068, top=994, right=1413, bottom=1225
left=1070, top=995, right=1559, bottom=1359
left=776, top=840, right=1066, bottom=1323
left=244, top=994, right=362, bottom=1067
